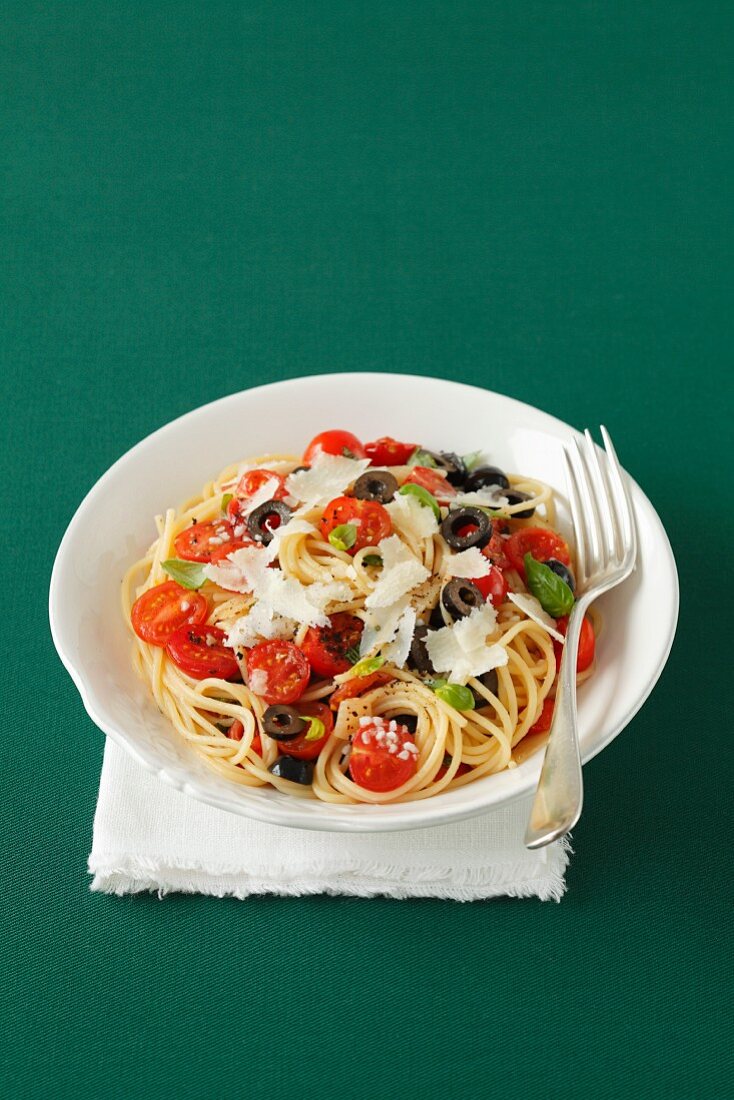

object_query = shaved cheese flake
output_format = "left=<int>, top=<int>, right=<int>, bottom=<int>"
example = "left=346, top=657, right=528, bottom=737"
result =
left=507, top=592, right=566, bottom=642
left=455, top=489, right=509, bottom=510
left=382, top=605, right=417, bottom=669
left=239, top=476, right=283, bottom=517
left=425, top=604, right=506, bottom=684
left=365, top=535, right=429, bottom=609
left=225, top=606, right=297, bottom=650
left=203, top=545, right=270, bottom=593
left=359, top=597, right=410, bottom=657
left=386, top=492, right=439, bottom=541
left=285, top=452, right=371, bottom=507
left=266, top=516, right=316, bottom=555
left=442, top=547, right=491, bottom=579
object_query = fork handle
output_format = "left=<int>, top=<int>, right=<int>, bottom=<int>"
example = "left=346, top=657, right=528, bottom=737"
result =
left=524, top=600, right=588, bottom=849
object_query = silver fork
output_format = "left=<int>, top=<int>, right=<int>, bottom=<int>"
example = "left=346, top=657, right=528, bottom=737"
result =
left=524, top=426, right=637, bottom=849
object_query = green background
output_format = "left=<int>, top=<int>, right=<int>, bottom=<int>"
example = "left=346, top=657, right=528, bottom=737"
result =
left=2, top=2, right=732, bottom=1097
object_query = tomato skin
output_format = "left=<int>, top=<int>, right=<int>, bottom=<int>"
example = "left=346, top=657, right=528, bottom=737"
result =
left=472, top=564, right=508, bottom=607
left=246, top=640, right=311, bottom=704
left=330, top=670, right=394, bottom=710
left=364, top=437, right=417, bottom=466
left=554, top=616, right=596, bottom=673
left=174, top=520, right=251, bottom=563
left=349, top=720, right=419, bottom=793
left=301, top=614, right=364, bottom=678
left=505, top=528, right=571, bottom=577
left=530, top=697, right=555, bottom=734
left=166, top=625, right=240, bottom=680
left=228, top=719, right=262, bottom=756
left=481, top=519, right=511, bottom=572
left=279, top=702, right=334, bottom=760
left=235, top=468, right=287, bottom=501
left=402, top=466, right=456, bottom=504
left=319, top=496, right=392, bottom=553
left=304, top=430, right=366, bottom=463
left=131, top=582, right=208, bottom=646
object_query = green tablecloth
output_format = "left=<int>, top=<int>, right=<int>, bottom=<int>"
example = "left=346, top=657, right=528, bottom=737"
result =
left=3, top=3, right=731, bottom=1097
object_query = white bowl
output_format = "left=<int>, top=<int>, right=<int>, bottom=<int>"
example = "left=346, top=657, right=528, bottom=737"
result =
left=49, top=373, right=678, bottom=832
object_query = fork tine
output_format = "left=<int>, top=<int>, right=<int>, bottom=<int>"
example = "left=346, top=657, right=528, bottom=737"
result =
left=600, top=425, right=637, bottom=568
left=563, top=447, right=588, bottom=587
left=572, top=436, right=602, bottom=573
left=583, top=429, right=617, bottom=568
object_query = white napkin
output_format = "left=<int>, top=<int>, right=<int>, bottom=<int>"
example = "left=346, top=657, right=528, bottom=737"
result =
left=89, top=740, right=570, bottom=902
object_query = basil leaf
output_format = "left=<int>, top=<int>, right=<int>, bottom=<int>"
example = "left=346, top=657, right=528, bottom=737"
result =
left=462, top=451, right=484, bottom=471
left=406, top=447, right=437, bottom=468
left=304, top=717, right=326, bottom=742
left=348, top=655, right=385, bottom=678
left=221, top=493, right=233, bottom=512
left=162, top=558, right=207, bottom=590
left=362, top=554, right=383, bottom=567
left=524, top=553, right=574, bottom=617
left=427, top=679, right=475, bottom=711
left=328, top=523, right=357, bottom=552
left=345, top=645, right=362, bottom=665
left=398, top=483, right=441, bottom=520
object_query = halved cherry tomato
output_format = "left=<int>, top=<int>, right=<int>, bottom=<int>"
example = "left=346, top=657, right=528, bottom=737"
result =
left=303, top=430, right=366, bottom=463
left=228, top=719, right=262, bottom=756
left=482, top=520, right=511, bottom=571
left=227, top=470, right=288, bottom=525
left=174, top=520, right=251, bottom=563
left=280, top=702, right=335, bottom=760
left=166, top=625, right=240, bottom=680
left=131, top=582, right=208, bottom=646
left=329, top=670, right=395, bottom=710
left=472, top=564, right=508, bottom=607
left=349, top=720, right=418, bottom=792
left=505, top=527, right=571, bottom=577
left=301, top=613, right=364, bottom=678
left=530, top=697, right=555, bottom=734
left=553, top=616, right=596, bottom=673
left=364, top=437, right=416, bottom=466
left=319, top=496, right=392, bottom=553
left=402, top=466, right=456, bottom=504
left=246, top=640, right=310, bottom=704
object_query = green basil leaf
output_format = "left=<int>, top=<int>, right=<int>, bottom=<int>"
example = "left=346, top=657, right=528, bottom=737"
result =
left=162, top=558, right=208, bottom=590
left=362, top=554, right=383, bottom=567
left=427, top=679, right=475, bottom=711
left=221, top=493, right=233, bottom=512
left=345, top=645, right=362, bottom=665
left=406, top=447, right=437, bottom=468
left=398, top=482, right=441, bottom=520
left=328, top=523, right=357, bottom=552
left=462, top=451, right=484, bottom=471
left=348, top=655, right=385, bottom=678
left=524, top=553, right=575, bottom=617
left=304, top=717, right=326, bottom=742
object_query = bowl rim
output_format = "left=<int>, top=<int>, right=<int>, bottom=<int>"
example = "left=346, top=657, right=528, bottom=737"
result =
left=49, top=372, right=679, bottom=831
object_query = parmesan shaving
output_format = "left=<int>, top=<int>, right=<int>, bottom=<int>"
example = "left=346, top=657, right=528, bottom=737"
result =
left=364, top=535, right=430, bottom=609
left=425, top=604, right=507, bottom=684
left=285, top=452, right=371, bottom=508
left=507, top=592, right=566, bottom=643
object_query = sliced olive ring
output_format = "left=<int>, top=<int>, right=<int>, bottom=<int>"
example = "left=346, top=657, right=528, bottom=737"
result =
left=465, top=464, right=510, bottom=492
left=269, top=757, right=314, bottom=784
left=470, top=668, right=499, bottom=707
left=247, top=499, right=293, bottom=544
left=545, top=558, right=575, bottom=592
left=261, top=704, right=307, bottom=741
left=408, top=623, right=434, bottom=674
left=391, top=713, right=418, bottom=734
left=423, top=450, right=467, bottom=487
left=440, top=506, right=492, bottom=551
left=503, top=490, right=535, bottom=519
left=441, top=578, right=485, bottom=620
left=353, top=470, right=398, bottom=504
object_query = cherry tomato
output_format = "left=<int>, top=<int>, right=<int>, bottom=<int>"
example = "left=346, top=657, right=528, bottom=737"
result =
left=482, top=520, right=511, bottom=572
left=505, top=527, right=571, bottom=577
left=303, top=430, right=366, bottom=463
left=364, top=437, right=416, bottom=466
left=329, top=670, right=395, bottom=710
left=472, top=564, right=508, bottom=607
left=349, top=719, right=419, bottom=792
left=246, top=640, right=310, bottom=704
left=301, top=613, right=364, bottom=678
left=166, top=624, right=240, bottom=680
left=228, top=719, right=262, bottom=756
left=553, top=616, right=596, bottom=673
left=319, top=496, right=392, bottom=553
left=530, top=697, right=555, bottom=734
left=279, top=702, right=335, bottom=760
left=402, top=465, right=456, bottom=504
left=174, top=520, right=251, bottom=563
left=131, top=582, right=208, bottom=647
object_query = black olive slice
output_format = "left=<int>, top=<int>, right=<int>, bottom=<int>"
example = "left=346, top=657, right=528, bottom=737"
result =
left=545, top=558, right=575, bottom=592
left=470, top=668, right=499, bottom=707
left=269, top=757, right=314, bottom=784
left=464, top=465, right=510, bottom=492
left=504, top=490, right=535, bottom=519
left=440, top=507, right=492, bottom=551
left=441, top=578, right=485, bottom=619
left=353, top=470, right=398, bottom=504
left=423, top=450, right=467, bottom=487
left=261, top=704, right=307, bottom=741
left=391, top=713, right=418, bottom=734
left=247, top=499, right=293, bottom=545
left=408, top=623, right=434, bottom=674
